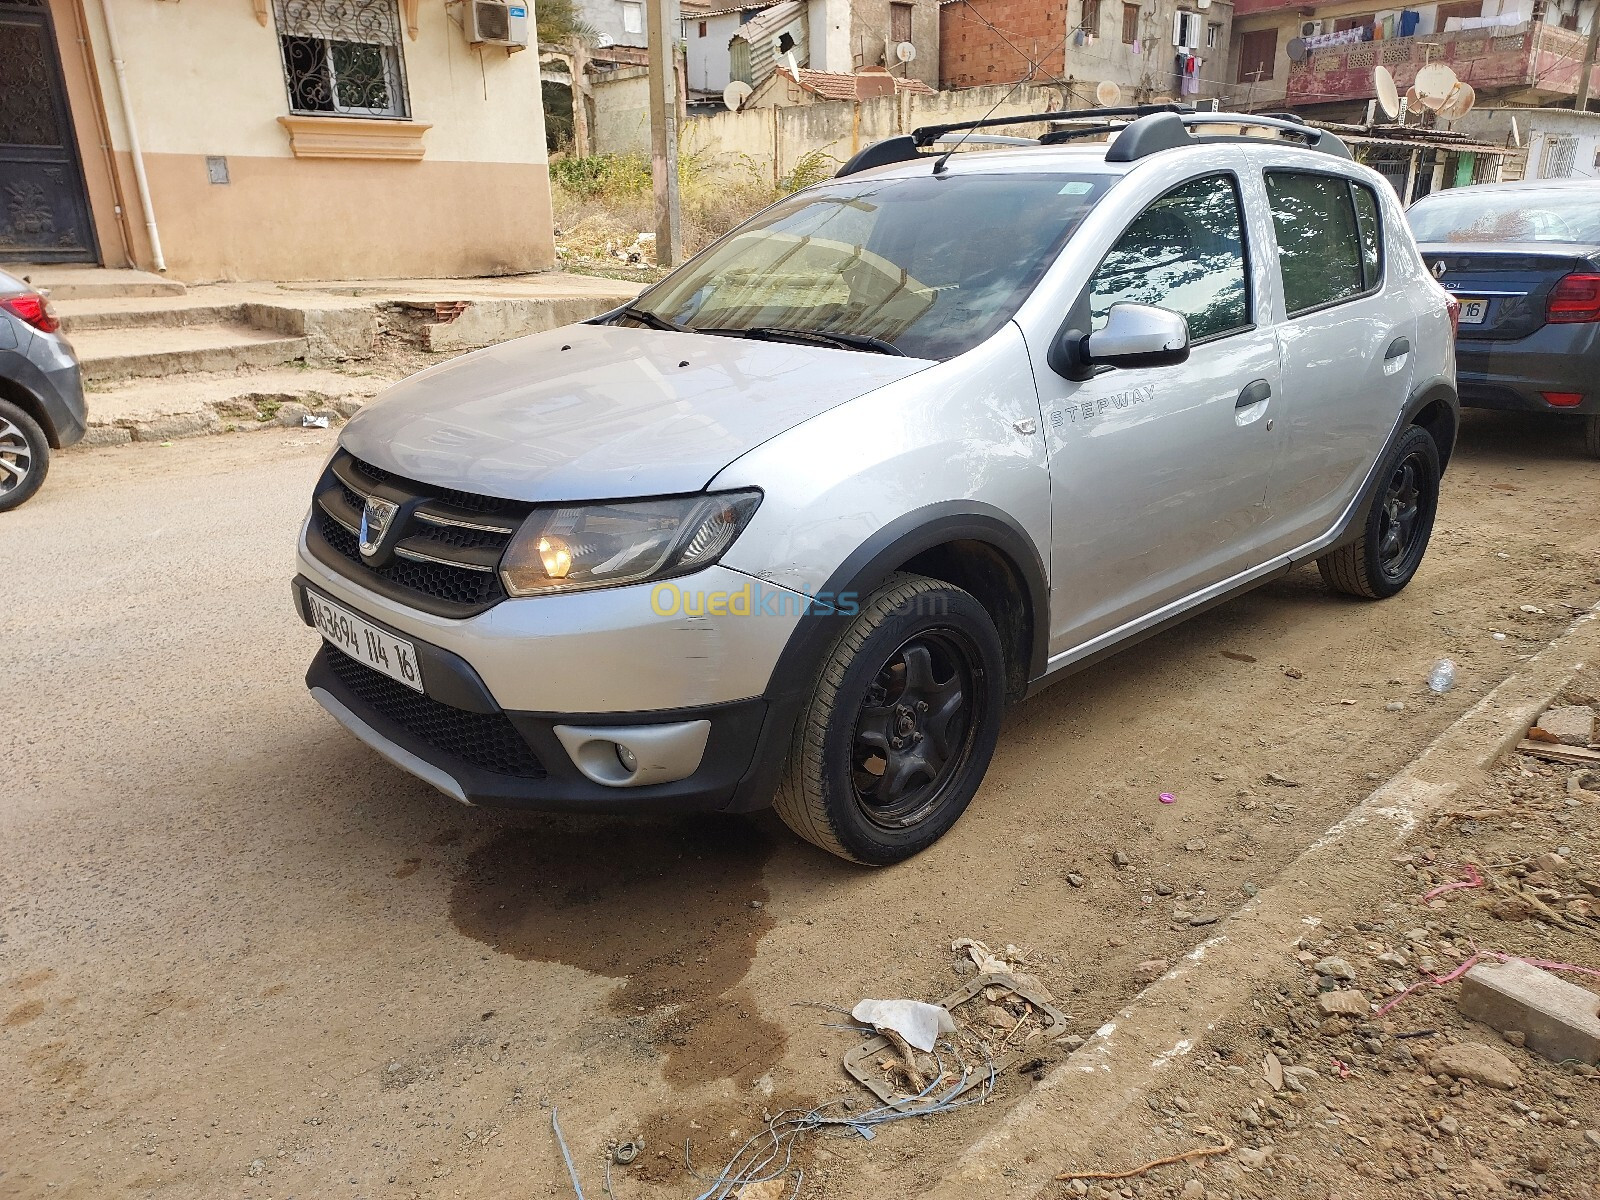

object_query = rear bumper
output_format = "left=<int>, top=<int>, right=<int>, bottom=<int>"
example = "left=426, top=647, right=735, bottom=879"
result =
left=1455, top=327, right=1600, bottom=415
left=295, top=577, right=788, bottom=813
left=0, top=339, right=86, bottom=447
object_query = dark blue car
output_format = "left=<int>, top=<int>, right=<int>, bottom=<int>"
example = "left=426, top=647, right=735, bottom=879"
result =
left=1408, top=180, right=1600, bottom=458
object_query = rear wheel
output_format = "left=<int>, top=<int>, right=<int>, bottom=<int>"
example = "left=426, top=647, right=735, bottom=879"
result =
left=773, top=574, right=1006, bottom=865
left=0, top=399, right=49, bottom=513
left=1585, top=414, right=1600, bottom=460
left=1317, top=424, right=1440, bottom=599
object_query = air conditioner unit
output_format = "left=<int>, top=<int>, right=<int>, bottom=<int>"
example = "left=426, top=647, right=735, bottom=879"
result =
left=1300, top=20, right=1324, bottom=37
left=467, top=0, right=530, bottom=48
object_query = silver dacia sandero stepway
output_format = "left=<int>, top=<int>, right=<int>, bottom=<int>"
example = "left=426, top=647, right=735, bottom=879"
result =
left=292, top=108, right=1459, bottom=865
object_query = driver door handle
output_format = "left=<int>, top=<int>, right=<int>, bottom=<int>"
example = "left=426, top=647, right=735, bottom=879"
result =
left=1236, top=379, right=1272, bottom=409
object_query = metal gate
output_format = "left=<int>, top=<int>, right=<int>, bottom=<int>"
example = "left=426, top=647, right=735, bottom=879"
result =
left=0, top=0, right=97, bottom=263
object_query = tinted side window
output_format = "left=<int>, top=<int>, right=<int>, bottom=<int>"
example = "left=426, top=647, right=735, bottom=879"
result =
left=1352, top=183, right=1383, bottom=290
left=1088, top=174, right=1250, bottom=342
left=1266, top=171, right=1373, bottom=315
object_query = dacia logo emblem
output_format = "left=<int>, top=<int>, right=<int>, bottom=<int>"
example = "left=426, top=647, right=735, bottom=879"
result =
left=358, top=495, right=400, bottom=558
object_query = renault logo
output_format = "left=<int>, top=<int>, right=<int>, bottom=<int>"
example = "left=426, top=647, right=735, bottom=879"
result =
left=1432, top=260, right=1448, bottom=280
left=358, top=495, right=400, bottom=558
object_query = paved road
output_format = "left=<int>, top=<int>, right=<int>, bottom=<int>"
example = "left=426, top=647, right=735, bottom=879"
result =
left=3, top=415, right=1598, bottom=1199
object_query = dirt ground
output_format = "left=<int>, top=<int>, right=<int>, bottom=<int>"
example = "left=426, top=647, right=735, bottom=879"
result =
left=2, top=409, right=1599, bottom=1200
left=1036, top=665, right=1600, bottom=1200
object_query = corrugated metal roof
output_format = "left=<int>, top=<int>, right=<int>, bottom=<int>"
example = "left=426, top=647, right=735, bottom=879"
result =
left=733, top=0, right=805, bottom=45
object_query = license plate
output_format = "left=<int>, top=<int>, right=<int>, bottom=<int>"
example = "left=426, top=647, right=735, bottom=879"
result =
left=1457, top=297, right=1489, bottom=325
left=308, top=591, right=424, bottom=693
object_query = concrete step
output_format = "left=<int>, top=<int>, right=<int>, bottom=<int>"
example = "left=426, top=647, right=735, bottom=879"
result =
left=12, top=265, right=187, bottom=301
left=55, top=295, right=248, bottom=333
left=73, top=324, right=309, bottom=383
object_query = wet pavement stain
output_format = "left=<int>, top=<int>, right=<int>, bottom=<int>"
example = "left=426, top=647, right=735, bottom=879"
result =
left=449, top=817, right=785, bottom=1087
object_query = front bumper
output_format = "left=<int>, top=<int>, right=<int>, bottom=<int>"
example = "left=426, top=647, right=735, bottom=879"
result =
left=1456, top=326, right=1600, bottom=415
left=294, top=575, right=792, bottom=813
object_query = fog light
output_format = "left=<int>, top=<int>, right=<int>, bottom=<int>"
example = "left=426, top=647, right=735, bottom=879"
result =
left=615, top=743, right=638, bottom=773
left=1541, top=391, right=1583, bottom=407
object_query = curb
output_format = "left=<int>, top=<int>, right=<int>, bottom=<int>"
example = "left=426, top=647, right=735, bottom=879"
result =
left=69, top=394, right=369, bottom=450
left=918, top=603, right=1600, bottom=1200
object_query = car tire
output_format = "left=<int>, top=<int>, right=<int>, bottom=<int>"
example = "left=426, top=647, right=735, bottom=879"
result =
left=1317, top=424, right=1440, bottom=600
left=1585, top=414, right=1600, bottom=460
left=773, top=573, right=1006, bottom=865
left=0, top=398, right=50, bottom=513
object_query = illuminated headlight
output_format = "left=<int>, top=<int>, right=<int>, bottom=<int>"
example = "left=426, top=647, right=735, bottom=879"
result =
left=498, top=491, right=762, bottom=596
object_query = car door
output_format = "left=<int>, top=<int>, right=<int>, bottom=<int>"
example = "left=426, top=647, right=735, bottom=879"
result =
left=1035, top=171, right=1286, bottom=657
left=1258, top=168, right=1416, bottom=552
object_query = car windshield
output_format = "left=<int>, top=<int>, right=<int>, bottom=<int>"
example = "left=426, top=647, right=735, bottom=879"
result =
left=1408, top=188, right=1600, bottom=244
left=622, top=172, right=1112, bottom=360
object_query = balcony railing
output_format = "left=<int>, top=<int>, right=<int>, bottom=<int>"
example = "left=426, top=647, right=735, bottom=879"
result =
left=1285, top=21, right=1596, bottom=104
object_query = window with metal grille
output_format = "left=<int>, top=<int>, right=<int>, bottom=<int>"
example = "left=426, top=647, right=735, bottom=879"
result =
left=1082, top=0, right=1102, bottom=37
left=1542, top=136, right=1578, bottom=179
left=1122, top=2, right=1139, bottom=43
left=272, top=0, right=408, bottom=118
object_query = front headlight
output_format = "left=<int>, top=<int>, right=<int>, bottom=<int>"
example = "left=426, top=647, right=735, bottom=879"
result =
left=499, top=490, right=763, bottom=596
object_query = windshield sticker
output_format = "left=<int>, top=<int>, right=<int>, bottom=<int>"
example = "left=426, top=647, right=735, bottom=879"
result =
left=1059, top=182, right=1095, bottom=195
left=1049, top=383, right=1156, bottom=427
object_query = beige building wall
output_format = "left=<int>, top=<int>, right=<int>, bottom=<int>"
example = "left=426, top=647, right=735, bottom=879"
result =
left=52, top=0, right=554, bottom=281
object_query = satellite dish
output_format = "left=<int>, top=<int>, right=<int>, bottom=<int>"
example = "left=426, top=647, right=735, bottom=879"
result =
left=1437, top=81, right=1476, bottom=120
left=723, top=80, right=753, bottom=111
left=1287, top=37, right=1309, bottom=63
left=894, top=41, right=916, bottom=63
left=1095, top=79, right=1123, bottom=106
left=1403, top=86, right=1420, bottom=120
left=1374, top=65, right=1400, bottom=120
left=1414, top=62, right=1458, bottom=109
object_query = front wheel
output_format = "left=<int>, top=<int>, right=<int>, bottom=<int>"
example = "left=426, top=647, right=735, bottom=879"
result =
left=773, top=574, right=1006, bottom=865
left=1585, top=414, right=1600, bottom=459
left=1317, top=424, right=1441, bottom=599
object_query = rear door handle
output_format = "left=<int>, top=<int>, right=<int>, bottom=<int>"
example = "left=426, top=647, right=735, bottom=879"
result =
left=1385, top=337, right=1411, bottom=360
left=1236, top=379, right=1272, bottom=409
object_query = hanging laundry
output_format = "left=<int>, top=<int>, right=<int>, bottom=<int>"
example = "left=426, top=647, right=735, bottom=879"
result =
left=1132, top=37, right=1142, bottom=55
left=1182, top=54, right=1201, bottom=95
left=1398, top=9, right=1421, bottom=37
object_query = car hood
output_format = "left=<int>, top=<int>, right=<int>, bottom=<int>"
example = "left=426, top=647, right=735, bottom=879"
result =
left=340, top=323, right=931, bottom=503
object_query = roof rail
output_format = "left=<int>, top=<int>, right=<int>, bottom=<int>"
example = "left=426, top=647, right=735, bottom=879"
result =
left=833, top=105, right=1350, bottom=179
left=1108, top=111, right=1351, bottom=161
left=834, top=103, right=1189, bottom=178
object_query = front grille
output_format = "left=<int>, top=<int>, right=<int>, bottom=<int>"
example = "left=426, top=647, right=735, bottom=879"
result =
left=325, top=647, right=547, bottom=779
left=310, top=452, right=529, bottom=617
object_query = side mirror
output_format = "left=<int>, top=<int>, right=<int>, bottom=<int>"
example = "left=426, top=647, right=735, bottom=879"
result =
left=1049, top=302, right=1191, bottom=380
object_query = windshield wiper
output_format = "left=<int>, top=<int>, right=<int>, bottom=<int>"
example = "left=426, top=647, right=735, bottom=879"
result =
left=697, top=325, right=906, bottom=356
left=613, top=304, right=687, bottom=333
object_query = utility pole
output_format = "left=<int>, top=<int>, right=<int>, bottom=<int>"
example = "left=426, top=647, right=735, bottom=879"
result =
left=647, top=0, right=684, bottom=268
left=1579, top=5, right=1600, bottom=112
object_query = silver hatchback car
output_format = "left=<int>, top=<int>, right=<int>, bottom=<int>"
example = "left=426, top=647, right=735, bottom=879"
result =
left=293, top=108, right=1458, bottom=864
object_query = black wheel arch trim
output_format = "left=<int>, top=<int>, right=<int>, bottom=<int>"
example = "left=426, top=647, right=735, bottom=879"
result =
left=723, top=504, right=1049, bottom=813
left=1319, top=381, right=1457, bottom=557
left=759, top=502, right=1050, bottom=704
